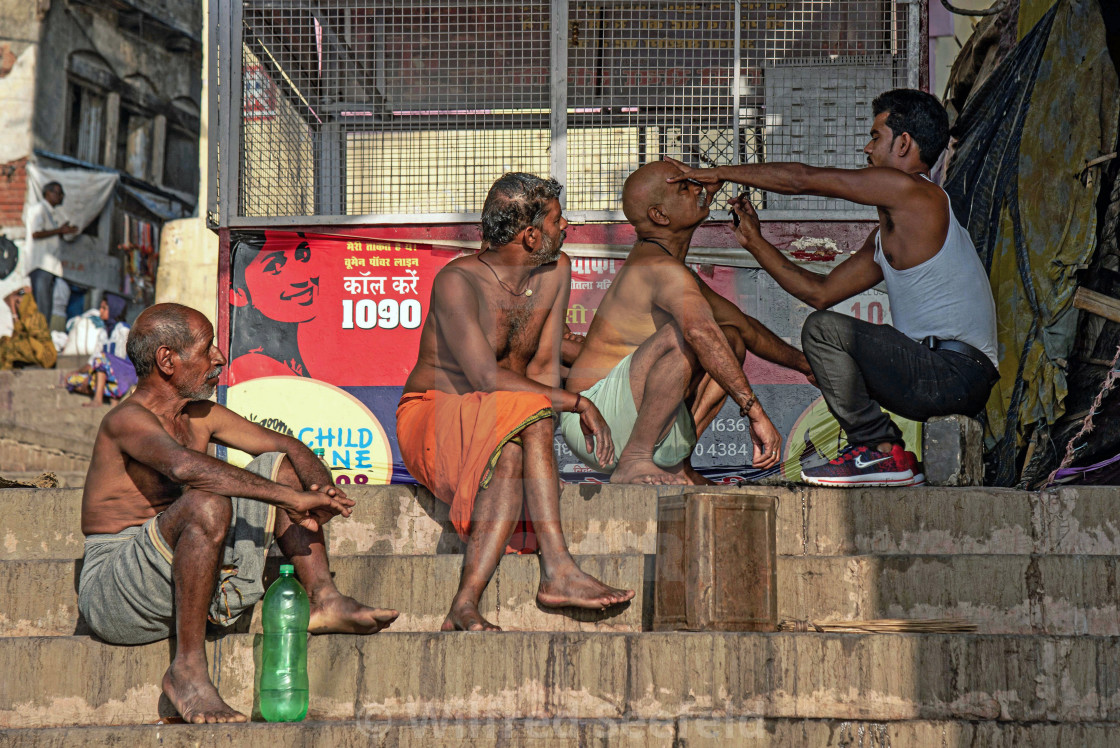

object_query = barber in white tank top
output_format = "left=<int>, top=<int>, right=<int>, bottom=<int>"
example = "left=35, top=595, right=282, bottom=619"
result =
left=873, top=176, right=998, bottom=368
left=671, top=88, right=1000, bottom=488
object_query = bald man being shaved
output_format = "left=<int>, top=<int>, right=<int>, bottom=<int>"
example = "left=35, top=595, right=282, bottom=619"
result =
left=561, top=162, right=812, bottom=485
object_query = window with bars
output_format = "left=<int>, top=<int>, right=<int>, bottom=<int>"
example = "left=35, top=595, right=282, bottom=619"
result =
left=222, top=0, right=919, bottom=224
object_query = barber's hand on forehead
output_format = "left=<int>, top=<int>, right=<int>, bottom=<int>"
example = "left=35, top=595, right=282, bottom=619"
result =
left=664, top=157, right=723, bottom=188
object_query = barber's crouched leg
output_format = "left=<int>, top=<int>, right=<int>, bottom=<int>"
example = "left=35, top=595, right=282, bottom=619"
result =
left=801, top=309, right=859, bottom=364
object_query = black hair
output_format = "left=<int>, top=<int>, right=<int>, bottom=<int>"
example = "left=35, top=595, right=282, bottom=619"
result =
left=871, top=89, right=950, bottom=168
left=480, top=173, right=563, bottom=246
left=43, top=181, right=62, bottom=194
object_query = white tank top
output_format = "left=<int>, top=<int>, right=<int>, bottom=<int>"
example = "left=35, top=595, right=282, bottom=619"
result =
left=873, top=179, right=998, bottom=367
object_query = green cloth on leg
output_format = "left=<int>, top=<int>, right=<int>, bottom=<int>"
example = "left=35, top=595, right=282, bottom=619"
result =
left=560, top=351, right=696, bottom=472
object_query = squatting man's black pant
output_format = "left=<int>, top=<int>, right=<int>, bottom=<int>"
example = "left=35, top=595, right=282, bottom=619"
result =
left=800, top=310, right=998, bottom=448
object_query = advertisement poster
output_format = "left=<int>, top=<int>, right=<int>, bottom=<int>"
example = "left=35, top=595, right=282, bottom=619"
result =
left=225, top=231, right=913, bottom=486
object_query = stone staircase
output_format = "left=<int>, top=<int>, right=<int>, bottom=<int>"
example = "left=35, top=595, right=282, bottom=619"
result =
left=1, top=482, right=1119, bottom=745
left=0, top=359, right=99, bottom=486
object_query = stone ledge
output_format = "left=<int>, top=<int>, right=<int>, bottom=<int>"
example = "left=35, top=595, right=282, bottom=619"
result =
left=2, top=633, right=1119, bottom=728
left=4, top=485, right=1120, bottom=560
left=4, top=718, right=1120, bottom=747
left=923, top=415, right=985, bottom=486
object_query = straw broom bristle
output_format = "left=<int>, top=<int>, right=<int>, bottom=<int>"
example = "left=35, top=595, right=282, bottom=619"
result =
left=778, top=618, right=978, bottom=634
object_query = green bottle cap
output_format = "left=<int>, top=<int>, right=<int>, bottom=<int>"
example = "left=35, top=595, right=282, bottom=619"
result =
left=279, top=564, right=295, bottom=575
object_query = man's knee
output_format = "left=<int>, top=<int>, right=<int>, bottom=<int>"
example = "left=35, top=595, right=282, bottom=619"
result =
left=721, top=325, right=747, bottom=364
left=655, top=319, right=701, bottom=370
left=274, top=456, right=301, bottom=489
left=174, top=490, right=232, bottom=544
left=491, top=439, right=524, bottom=479
left=801, top=309, right=851, bottom=351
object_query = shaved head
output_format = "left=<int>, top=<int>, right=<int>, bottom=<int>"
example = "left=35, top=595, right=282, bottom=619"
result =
left=622, top=162, right=680, bottom=228
left=128, top=303, right=210, bottom=380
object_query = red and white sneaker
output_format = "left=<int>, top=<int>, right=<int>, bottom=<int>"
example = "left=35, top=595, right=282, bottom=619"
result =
left=802, top=444, right=919, bottom=487
left=891, top=444, right=925, bottom=486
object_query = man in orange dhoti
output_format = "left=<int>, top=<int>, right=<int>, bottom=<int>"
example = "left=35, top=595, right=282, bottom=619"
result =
left=397, top=173, right=635, bottom=631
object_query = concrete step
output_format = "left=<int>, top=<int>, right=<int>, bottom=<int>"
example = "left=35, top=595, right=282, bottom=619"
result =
left=5, top=553, right=1118, bottom=637
left=2, top=632, right=1117, bottom=728
left=0, top=360, right=86, bottom=389
left=0, top=388, right=107, bottom=414
left=0, top=367, right=67, bottom=393
left=3, top=718, right=1119, bottom=747
left=0, top=423, right=94, bottom=459
left=0, top=362, right=109, bottom=464
left=1, top=554, right=648, bottom=636
left=0, top=470, right=86, bottom=488
left=0, top=439, right=89, bottom=476
left=1, top=406, right=106, bottom=432
left=3, top=484, right=1119, bottom=561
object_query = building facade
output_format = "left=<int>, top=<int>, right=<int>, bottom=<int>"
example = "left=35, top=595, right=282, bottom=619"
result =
left=0, top=0, right=201, bottom=321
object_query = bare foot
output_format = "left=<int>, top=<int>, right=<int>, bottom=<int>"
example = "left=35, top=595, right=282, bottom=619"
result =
left=610, top=456, right=688, bottom=485
left=537, top=565, right=636, bottom=610
left=162, top=659, right=247, bottom=724
left=672, top=461, right=715, bottom=486
left=440, top=598, right=501, bottom=631
left=308, top=591, right=398, bottom=634
left=81, top=399, right=103, bottom=408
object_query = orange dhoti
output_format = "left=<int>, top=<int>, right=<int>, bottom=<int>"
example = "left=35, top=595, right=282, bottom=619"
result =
left=396, top=390, right=554, bottom=553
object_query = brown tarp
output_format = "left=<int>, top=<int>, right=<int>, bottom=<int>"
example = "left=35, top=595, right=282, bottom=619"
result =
left=945, top=0, right=1120, bottom=485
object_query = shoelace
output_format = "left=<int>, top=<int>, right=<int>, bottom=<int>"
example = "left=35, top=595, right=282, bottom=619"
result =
left=829, top=445, right=867, bottom=465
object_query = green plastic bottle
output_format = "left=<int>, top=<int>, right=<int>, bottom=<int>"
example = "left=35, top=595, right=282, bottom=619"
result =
left=260, top=564, right=310, bottom=722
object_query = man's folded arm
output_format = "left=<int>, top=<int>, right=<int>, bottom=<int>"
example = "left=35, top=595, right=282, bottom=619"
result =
left=203, top=402, right=336, bottom=493
left=652, top=263, right=758, bottom=413
left=104, top=405, right=304, bottom=507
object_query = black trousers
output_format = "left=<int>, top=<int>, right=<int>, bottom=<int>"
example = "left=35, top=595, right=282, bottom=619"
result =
left=801, top=310, right=997, bottom=449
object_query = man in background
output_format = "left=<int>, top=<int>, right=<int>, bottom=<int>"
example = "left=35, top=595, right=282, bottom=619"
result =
left=25, top=181, right=78, bottom=324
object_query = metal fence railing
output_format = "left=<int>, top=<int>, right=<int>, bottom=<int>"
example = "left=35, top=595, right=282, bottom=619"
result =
left=211, top=0, right=922, bottom=226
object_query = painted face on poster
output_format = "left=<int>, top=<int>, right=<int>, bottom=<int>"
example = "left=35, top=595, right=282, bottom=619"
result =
left=244, top=239, right=321, bottom=323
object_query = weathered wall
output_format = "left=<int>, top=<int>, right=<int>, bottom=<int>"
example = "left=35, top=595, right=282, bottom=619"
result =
left=155, top=0, right=213, bottom=323
left=156, top=216, right=218, bottom=325
left=32, top=1, right=201, bottom=159
left=0, top=2, right=42, bottom=237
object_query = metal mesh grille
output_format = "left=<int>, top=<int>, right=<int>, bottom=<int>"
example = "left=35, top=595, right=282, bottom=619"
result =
left=229, top=0, right=917, bottom=223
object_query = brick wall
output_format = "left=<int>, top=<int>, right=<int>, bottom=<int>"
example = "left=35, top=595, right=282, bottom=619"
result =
left=0, top=157, right=28, bottom=232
